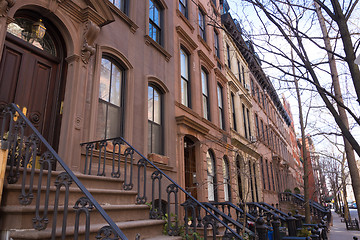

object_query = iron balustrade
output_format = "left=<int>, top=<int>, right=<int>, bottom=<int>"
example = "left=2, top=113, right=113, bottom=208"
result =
left=258, top=202, right=289, bottom=219
left=80, top=137, right=245, bottom=239
left=1, top=103, right=127, bottom=240
left=247, top=202, right=286, bottom=224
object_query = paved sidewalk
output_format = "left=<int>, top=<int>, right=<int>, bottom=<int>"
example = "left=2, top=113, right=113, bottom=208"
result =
left=328, top=210, right=360, bottom=240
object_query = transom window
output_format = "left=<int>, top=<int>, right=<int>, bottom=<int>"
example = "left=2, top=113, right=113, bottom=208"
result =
left=149, top=0, right=161, bottom=44
left=201, top=69, right=210, bottom=120
left=97, top=56, right=125, bottom=139
left=148, top=85, right=163, bottom=154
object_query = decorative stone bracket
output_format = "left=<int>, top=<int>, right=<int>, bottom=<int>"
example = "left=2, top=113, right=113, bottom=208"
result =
left=81, top=20, right=100, bottom=64
left=0, top=0, right=15, bottom=17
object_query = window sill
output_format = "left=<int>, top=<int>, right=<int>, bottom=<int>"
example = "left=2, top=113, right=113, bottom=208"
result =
left=176, top=9, right=195, bottom=33
left=107, top=3, right=139, bottom=33
left=197, top=35, right=212, bottom=52
left=148, top=153, right=169, bottom=165
left=145, top=35, right=172, bottom=62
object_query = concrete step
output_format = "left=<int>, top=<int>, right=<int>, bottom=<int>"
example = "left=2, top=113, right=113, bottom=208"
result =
left=7, top=219, right=166, bottom=240
left=0, top=203, right=150, bottom=230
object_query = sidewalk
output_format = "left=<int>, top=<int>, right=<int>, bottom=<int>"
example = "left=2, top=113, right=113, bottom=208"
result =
left=328, top=210, right=360, bottom=240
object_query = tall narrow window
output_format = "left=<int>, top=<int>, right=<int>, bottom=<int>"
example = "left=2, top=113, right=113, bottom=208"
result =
left=231, top=93, right=237, bottom=131
left=236, top=156, right=243, bottom=201
left=226, top=44, right=231, bottom=69
left=242, top=66, right=245, bottom=85
left=222, top=157, right=231, bottom=202
left=266, top=125, right=269, bottom=145
left=97, top=56, right=124, bottom=139
left=217, top=84, right=224, bottom=129
left=251, top=80, right=255, bottom=96
left=255, top=114, right=260, bottom=137
left=148, top=85, right=163, bottom=154
left=260, top=157, right=266, bottom=189
left=257, top=87, right=261, bottom=103
left=247, top=108, right=251, bottom=138
left=179, top=0, right=187, bottom=18
left=253, top=163, right=259, bottom=202
left=207, top=151, right=217, bottom=201
left=201, top=69, right=210, bottom=120
left=149, top=0, right=161, bottom=44
left=270, top=162, right=275, bottom=191
left=214, top=31, right=220, bottom=58
left=261, top=120, right=265, bottom=142
left=266, top=160, right=271, bottom=190
left=199, top=9, right=206, bottom=40
left=180, top=48, right=190, bottom=107
left=237, top=60, right=241, bottom=83
left=242, top=104, right=248, bottom=139
left=249, top=160, right=255, bottom=202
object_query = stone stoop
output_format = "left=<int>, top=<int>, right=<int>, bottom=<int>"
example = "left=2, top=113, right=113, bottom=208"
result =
left=0, top=168, right=170, bottom=240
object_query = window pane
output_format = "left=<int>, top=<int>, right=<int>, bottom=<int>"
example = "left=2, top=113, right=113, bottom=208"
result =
left=181, top=78, right=188, bottom=106
left=96, top=101, right=107, bottom=139
left=152, top=123, right=161, bottom=154
left=100, top=58, right=111, bottom=102
left=153, top=90, right=161, bottom=124
left=181, top=50, right=188, bottom=79
left=201, top=70, right=207, bottom=96
left=148, top=86, right=154, bottom=121
left=203, top=96, right=208, bottom=119
left=107, top=105, right=121, bottom=138
left=110, top=63, right=122, bottom=107
left=217, top=85, right=222, bottom=107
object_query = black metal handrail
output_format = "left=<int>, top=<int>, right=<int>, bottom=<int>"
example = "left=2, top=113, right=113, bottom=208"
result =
left=1, top=104, right=127, bottom=239
left=80, top=137, right=244, bottom=239
left=247, top=202, right=286, bottom=223
left=258, top=202, right=289, bottom=219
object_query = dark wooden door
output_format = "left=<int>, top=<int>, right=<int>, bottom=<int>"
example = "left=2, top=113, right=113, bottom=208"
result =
left=184, top=137, right=197, bottom=199
left=0, top=34, right=61, bottom=146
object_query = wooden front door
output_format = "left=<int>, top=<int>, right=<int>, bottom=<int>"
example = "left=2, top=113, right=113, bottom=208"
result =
left=184, top=137, right=197, bottom=199
left=0, top=33, right=62, bottom=147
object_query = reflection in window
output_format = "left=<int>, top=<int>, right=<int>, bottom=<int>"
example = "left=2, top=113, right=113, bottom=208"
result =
left=217, top=84, right=224, bottom=129
left=206, top=150, right=217, bottom=201
left=97, top=57, right=124, bottom=139
left=7, top=18, right=56, bottom=56
left=180, top=48, right=190, bottom=107
left=198, top=9, right=206, bottom=40
left=110, top=0, right=126, bottom=13
left=149, top=0, right=161, bottom=44
left=179, top=0, right=187, bottom=18
left=222, top=157, right=231, bottom=202
left=201, top=69, right=210, bottom=120
left=148, top=85, right=163, bottom=154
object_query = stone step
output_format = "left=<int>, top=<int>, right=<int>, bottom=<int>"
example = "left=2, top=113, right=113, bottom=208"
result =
left=143, top=235, right=183, bottom=240
left=0, top=203, right=150, bottom=230
left=2, top=183, right=138, bottom=207
left=7, top=219, right=165, bottom=240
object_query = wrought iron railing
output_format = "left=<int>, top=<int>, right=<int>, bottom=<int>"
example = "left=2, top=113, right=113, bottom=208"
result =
left=258, top=202, right=289, bottom=219
left=80, top=137, right=245, bottom=239
left=247, top=202, right=286, bottom=223
left=1, top=104, right=127, bottom=239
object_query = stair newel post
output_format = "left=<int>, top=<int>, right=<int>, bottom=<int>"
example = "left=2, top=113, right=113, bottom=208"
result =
left=286, top=212, right=297, bottom=236
left=51, top=172, right=72, bottom=240
left=111, top=138, right=121, bottom=178
left=255, top=216, right=268, bottom=240
left=166, top=184, right=179, bottom=236
left=8, top=118, right=26, bottom=184
left=97, top=140, right=107, bottom=176
left=294, top=210, right=303, bottom=231
left=271, top=214, right=281, bottom=240
left=33, top=152, right=55, bottom=231
left=136, top=158, right=147, bottom=204
left=310, top=225, right=320, bottom=240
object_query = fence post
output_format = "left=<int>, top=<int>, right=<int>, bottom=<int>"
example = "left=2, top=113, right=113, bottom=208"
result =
left=286, top=212, right=297, bottom=236
left=256, top=216, right=268, bottom=240
left=271, top=214, right=281, bottom=240
left=294, top=210, right=303, bottom=231
left=310, top=225, right=320, bottom=240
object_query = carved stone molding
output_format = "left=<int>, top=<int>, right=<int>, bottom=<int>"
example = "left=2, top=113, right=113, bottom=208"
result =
left=81, top=20, right=100, bottom=64
left=0, top=0, right=15, bottom=18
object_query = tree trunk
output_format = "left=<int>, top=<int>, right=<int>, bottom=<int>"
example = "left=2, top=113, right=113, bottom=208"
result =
left=315, top=2, right=360, bottom=221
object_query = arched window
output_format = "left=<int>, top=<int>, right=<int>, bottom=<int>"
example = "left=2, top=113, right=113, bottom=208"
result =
left=148, top=85, right=163, bottom=154
left=206, top=150, right=217, bottom=201
left=222, top=156, right=231, bottom=202
left=97, top=56, right=125, bottom=139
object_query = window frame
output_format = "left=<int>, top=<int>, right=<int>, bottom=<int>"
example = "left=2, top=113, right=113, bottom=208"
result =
left=198, top=9, right=206, bottom=40
left=148, top=85, right=163, bottom=155
left=222, top=156, right=231, bottom=202
left=231, top=92, right=237, bottom=131
left=206, top=150, right=218, bottom=202
left=180, top=47, right=191, bottom=107
left=201, top=68, right=210, bottom=120
left=217, top=84, right=225, bottom=130
left=149, top=0, right=162, bottom=45
left=214, top=30, right=220, bottom=58
left=109, top=0, right=127, bottom=14
left=179, top=0, right=188, bottom=18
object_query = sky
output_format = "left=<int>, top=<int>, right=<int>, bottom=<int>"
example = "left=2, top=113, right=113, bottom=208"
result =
left=226, top=0, right=360, bottom=159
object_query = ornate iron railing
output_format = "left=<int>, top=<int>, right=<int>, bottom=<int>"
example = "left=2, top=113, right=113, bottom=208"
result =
left=80, top=137, right=245, bottom=239
left=1, top=104, right=127, bottom=239
left=247, top=202, right=286, bottom=223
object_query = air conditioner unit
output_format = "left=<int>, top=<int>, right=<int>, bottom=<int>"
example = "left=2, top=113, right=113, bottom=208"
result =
left=250, top=136, right=257, bottom=143
left=244, top=83, right=250, bottom=91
